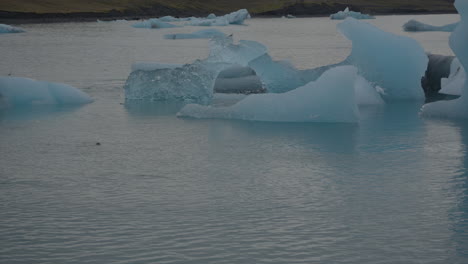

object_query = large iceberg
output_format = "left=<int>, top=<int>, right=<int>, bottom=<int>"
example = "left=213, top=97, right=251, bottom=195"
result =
left=422, top=0, right=468, bottom=118
left=124, top=61, right=228, bottom=104
left=177, top=66, right=361, bottom=123
left=330, top=7, right=375, bottom=20
left=165, top=29, right=226, bottom=39
left=403, top=19, right=459, bottom=32
left=124, top=37, right=267, bottom=103
left=0, top=77, right=92, bottom=108
left=0, top=24, right=25, bottom=34
left=338, top=18, right=427, bottom=101
left=132, top=19, right=179, bottom=29
left=188, top=9, right=250, bottom=26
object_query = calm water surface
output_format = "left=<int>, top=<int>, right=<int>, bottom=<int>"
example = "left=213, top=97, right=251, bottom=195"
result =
left=1, top=15, right=467, bottom=264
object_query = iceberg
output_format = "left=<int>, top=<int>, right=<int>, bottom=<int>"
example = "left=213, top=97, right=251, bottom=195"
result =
left=207, top=36, right=267, bottom=66
left=0, top=77, right=92, bottom=108
left=124, top=36, right=268, bottom=103
left=0, top=24, right=25, bottom=34
left=124, top=61, right=231, bottom=104
left=164, top=29, right=226, bottom=39
left=338, top=18, right=427, bottom=101
left=403, top=20, right=459, bottom=32
left=158, top=16, right=180, bottom=22
left=177, top=66, right=361, bottom=123
left=330, top=7, right=375, bottom=20
left=248, top=54, right=311, bottom=93
left=214, top=66, right=265, bottom=94
left=421, top=0, right=468, bottom=119
left=286, top=14, right=296, bottom=19
left=439, top=58, right=465, bottom=96
left=132, top=19, right=179, bottom=29
left=188, top=9, right=250, bottom=26
left=206, top=14, right=217, bottom=19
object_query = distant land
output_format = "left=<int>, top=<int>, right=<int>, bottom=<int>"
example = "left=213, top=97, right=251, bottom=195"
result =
left=0, top=0, right=457, bottom=23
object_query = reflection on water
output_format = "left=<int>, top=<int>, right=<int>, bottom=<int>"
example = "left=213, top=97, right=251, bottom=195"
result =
left=0, top=105, right=83, bottom=122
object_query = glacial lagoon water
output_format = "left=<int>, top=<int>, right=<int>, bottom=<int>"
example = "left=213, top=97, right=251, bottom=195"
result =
left=1, top=15, right=467, bottom=263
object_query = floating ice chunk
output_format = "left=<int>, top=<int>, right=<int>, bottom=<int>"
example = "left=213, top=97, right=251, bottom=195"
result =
left=159, top=16, right=180, bottom=22
left=225, top=9, right=250, bottom=25
left=188, top=9, right=250, bottom=26
left=440, top=58, right=465, bottom=96
left=177, top=66, right=360, bottom=123
left=132, top=19, right=180, bottom=29
left=330, top=7, right=375, bottom=20
left=207, top=36, right=267, bottom=66
left=286, top=14, right=296, bottom=19
left=338, top=18, right=427, bottom=101
left=131, top=62, right=183, bottom=72
left=403, top=20, right=458, bottom=32
left=0, top=77, right=92, bottom=108
left=164, top=29, right=226, bottom=39
left=124, top=37, right=266, bottom=103
left=189, top=17, right=229, bottom=26
left=207, top=13, right=217, bottom=19
left=214, top=66, right=265, bottom=94
left=124, top=61, right=230, bottom=104
left=422, top=0, right=468, bottom=118
left=0, top=24, right=25, bottom=34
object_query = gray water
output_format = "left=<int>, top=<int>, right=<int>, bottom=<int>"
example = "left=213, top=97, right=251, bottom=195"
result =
left=1, top=15, right=467, bottom=264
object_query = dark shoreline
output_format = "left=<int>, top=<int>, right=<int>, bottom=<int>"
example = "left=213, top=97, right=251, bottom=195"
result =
left=0, top=3, right=458, bottom=25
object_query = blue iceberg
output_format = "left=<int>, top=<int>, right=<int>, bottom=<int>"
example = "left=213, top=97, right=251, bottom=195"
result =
left=0, top=24, right=25, bottom=34
left=338, top=18, right=427, bottom=101
left=0, top=77, right=92, bottom=108
left=421, top=0, right=468, bottom=119
left=188, top=9, right=250, bottom=26
left=330, top=7, right=375, bottom=20
left=132, top=19, right=180, bottom=29
left=177, top=66, right=361, bottom=123
left=403, top=20, right=458, bottom=32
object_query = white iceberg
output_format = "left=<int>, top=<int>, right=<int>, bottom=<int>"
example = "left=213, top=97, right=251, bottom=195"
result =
left=338, top=18, right=427, bottom=101
left=0, top=77, right=92, bottom=108
left=132, top=19, right=180, bottom=29
left=0, top=24, right=25, bottom=34
left=422, top=0, right=468, bottom=119
left=403, top=20, right=458, bottom=32
left=188, top=9, right=250, bottom=26
left=330, top=7, right=375, bottom=20
left=164, top=29, right=226, bottom=39
left=177, top=66, right=361, bottom=123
